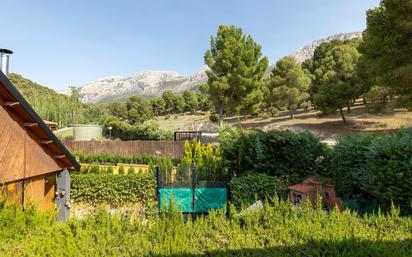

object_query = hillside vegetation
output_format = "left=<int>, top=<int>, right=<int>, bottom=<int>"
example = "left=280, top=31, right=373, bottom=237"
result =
left=9, top=74, right=106, bottom=127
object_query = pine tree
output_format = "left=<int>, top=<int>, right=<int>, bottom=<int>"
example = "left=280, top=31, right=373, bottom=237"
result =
left=265, top=56, right=311, bottom=118
left=360, top=0, right=412, bottom=109
left=204, top=25, right=268, bottom=126
left=314, top=42, right=360, bottom=124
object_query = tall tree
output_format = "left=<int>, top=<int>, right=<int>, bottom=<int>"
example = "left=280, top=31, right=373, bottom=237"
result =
left=266, top=56, right=311, bottom=118
left=107, top=102, right=128, bottom=121
left=197, top=84, right=213, bottom=111
left=314, top=43, right=360, bottom=124
left=183, top=90, right=198, bottom=113
left=302, top=40, right=343, bottom=105
left=151, top=97, right=166, bottom=116
left=173, top=95, right=186, bottom=113
left=68, top=87, right=83, bottom=124
left=126, top=96, right=153, bottom=124
left=360, top=0, right=412, bottom=108
left=204, top=25, right=268, bottom=126
left=162, top=90, right=175, bottom=114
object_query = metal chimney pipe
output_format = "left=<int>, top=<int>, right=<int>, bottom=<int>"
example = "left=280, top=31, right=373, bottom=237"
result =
left=0, top=49, right=13, bottom=77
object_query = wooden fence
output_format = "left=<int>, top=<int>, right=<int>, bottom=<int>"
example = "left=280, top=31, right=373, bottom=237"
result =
left=63, top=140, right=185, bottom=158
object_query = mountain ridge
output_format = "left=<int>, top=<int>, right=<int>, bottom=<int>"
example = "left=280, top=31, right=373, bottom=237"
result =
left=62, top=32, right=362, bottom=104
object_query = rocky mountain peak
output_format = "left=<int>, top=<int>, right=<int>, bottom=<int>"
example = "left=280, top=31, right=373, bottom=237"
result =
left=62, top=32, right=362, bottom=104
left=291, top=32, right=362, bottom=63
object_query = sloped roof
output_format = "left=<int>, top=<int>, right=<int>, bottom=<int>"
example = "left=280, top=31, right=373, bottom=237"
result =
left=0, top=71, right=80, bottom=171
left=288, top=183, right=316, bottom=193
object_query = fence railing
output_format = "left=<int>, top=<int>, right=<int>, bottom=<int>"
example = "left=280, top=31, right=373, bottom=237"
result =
left=63, top=140, right=185, bottom=158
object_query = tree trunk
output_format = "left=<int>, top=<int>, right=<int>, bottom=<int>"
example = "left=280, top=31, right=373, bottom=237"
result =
left=289, top=108, right=294, bottom=119
left=218, top=104, right=224, bottom=127
left=363, top=97, right=367, bottom=105
left=339, top=107, right=347, bottom=125
left=347, top=103, right=351, bottom=114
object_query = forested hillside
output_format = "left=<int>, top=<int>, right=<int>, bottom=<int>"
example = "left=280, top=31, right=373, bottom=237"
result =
left=9, top=73, right=107, bottom=127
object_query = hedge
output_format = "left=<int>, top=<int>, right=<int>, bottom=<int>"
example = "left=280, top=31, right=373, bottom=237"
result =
left=0, top=200, right=411, bottom=256
left=219, top=127, right=329, bottom=182
left=71, top=173, right=156, bottom=207
left=330, top=128, right=412, bottom=215
left=74, top=152, right=180, bottom=166
left=230, top=173, right=289, bottom=207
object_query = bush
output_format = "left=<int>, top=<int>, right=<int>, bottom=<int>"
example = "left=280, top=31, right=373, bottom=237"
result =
left=99, top=166, right=107, bottom=174
left=328, top=133, right=375, bottom=199
left=118, top=165, right=125, bottom=175
left=103, top=116, right=173, bottom=141
left=71, top=173, right=156, bottom=206
left=106, top=166, right=114, bottom=174
left=230, top=173, right=289, bottom=207
left=127, top=166, right=135, bottom=175
left=74, top=152, right=180, bottom=166
left=209, top=112, right=218, bottom=123
left=0, top=199, right=411, bottom=256
left=219, top=127, right=329, bottom=182
left=366, top=86, right=392, bottom=114
left=330, top=128, right=412, bottom=215
left=176, top=140, right=226, bottom=181
left=89, top=164, right=100, bottom=174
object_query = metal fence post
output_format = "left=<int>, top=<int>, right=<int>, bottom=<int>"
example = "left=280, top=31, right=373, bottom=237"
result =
left=56, top=168, right=71, bottom=221
left=155, top=166, right=161, bottom=212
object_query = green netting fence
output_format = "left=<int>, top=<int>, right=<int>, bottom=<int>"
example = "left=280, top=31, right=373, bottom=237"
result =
left=156, top=167, right=229, bottom=213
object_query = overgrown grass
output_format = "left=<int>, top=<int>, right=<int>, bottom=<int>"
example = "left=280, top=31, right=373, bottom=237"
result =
left=1, top=199, right=411, bottom=256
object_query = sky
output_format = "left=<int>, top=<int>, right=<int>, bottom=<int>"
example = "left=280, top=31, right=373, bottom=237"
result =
left=1, top=0, right=379, bottom=90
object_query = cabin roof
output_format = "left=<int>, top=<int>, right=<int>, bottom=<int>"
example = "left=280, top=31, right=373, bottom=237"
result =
left=288, top=183, right=316, bottom=193
left=0, top=71, right=80, bottom=171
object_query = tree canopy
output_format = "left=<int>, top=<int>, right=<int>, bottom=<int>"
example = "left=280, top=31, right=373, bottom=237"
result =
left=126, top=96, right=154, bottom=124
left=204, top=25, right=268, bottom=125
left=360, top=0, right=412, bottom=108
left=183, top=90, right=198, bottom=113
left=308, top=40, right=361, bottom=124
left=265, top=56, right=311, bottom=118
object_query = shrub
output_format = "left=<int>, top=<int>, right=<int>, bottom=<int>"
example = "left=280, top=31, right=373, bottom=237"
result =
left=80, top=165, right=90, bottom=173
left=328, top=133, right=375, bottom=198
left=106, top=166, right=114, bottom=174
left=127, top=166, right=135, bottom=175
left=177, top=140, right=226, bottom=181
left=103, top=116, right=173, bottom=141
left=219, top=126, right=329, bottom=181
left=330, top=128, right=412, bottom=215
left=230, top=173, right=289, bottom=207
left=71, top=173, right=156, bottom=206
left=366, top=86, right=392, bottom=114
left=74, top=152, right=180, bottom=166
left=89, top=164, right=100, bottom=174
left=118, top=165, right=125, bottom=175
left=0, top=199, right=411, bottom=256
left=209, top=112, right=218, bottom=123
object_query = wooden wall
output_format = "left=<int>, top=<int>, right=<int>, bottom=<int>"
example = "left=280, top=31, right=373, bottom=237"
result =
left=2, top=172, right=57, bottom=210
left=0, top=101, right=63, bottom=184
left=63, top=140, right=185, bottom=158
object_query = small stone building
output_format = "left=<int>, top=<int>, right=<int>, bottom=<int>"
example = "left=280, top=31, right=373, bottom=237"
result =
left=0, top=71, right=79, bottom=220
left=288, top=176, right=343, bottom=211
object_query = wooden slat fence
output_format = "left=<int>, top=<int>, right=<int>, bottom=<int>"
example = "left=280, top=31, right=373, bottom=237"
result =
left=63, top=140, right=185, bottom=158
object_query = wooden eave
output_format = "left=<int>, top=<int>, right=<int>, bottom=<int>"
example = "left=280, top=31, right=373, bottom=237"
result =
left=0, top=71, right=80, bottom=171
